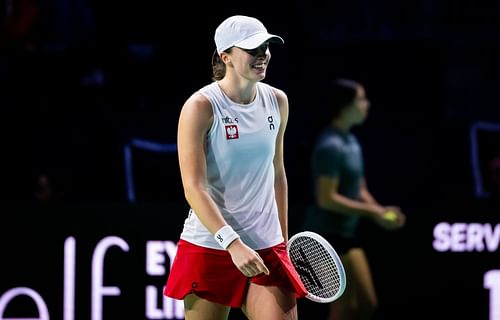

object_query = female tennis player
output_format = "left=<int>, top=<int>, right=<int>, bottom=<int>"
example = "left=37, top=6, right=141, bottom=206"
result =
left=163, top=15, right=307, bottom=320
left=302, top=78, right=406, bottom=320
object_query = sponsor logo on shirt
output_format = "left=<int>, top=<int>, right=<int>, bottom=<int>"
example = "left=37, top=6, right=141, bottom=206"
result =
left=268, top=115, right=275, bottom=130
left=222, top=116, right=238, bottom=124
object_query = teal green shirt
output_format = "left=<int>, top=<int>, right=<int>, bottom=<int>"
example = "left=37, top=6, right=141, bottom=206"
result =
left=303, top=127, right=364, bottom=238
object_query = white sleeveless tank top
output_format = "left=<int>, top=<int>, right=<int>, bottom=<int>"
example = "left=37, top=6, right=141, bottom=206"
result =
left=180, top=81, right=284, bottom=250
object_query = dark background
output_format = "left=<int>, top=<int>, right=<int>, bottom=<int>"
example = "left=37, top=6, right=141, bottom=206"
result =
left=2, top=0, right=500, bottom=319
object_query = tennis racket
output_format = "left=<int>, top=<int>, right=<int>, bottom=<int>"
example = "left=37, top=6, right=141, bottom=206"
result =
left=287, top=231, right=347, bottom=303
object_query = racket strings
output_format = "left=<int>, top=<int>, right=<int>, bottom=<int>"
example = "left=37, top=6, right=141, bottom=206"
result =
left=289, top=237, right=342, bottom=299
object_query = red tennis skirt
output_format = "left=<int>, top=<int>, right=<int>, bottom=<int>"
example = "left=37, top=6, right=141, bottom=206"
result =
left=164, top=239, right=307, bottom=307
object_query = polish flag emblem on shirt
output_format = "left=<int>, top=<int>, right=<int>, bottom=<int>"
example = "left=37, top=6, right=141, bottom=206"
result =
left=225, top=125, right=239, bottom=139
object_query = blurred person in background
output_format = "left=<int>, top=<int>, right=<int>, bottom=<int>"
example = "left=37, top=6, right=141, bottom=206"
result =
left=302, top=78, right=406, bottom=320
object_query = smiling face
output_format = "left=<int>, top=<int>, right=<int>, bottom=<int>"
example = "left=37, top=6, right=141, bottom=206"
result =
left=223, top=42, right=272, bottom=82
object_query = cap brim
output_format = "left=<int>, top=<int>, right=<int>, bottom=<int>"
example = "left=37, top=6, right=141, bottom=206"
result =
left=234, top=33, right=284, bottom=50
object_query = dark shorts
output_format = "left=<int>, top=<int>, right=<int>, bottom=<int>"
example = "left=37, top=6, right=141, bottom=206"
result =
left=163, top=239, right=308, bottom=307
left=321, top=233, right=363, bottom=255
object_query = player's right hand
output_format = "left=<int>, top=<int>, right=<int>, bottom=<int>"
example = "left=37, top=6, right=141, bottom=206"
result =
left=227, top=239, right=270, bottom=277
left=374, top=206, right=406, bottom=230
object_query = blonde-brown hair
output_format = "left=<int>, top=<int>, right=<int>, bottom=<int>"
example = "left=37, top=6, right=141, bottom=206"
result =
left=211, top=49, right=228, bottom=81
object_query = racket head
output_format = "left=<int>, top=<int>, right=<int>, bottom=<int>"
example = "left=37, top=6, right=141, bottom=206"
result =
left=287, top=231, right=347, bottom=303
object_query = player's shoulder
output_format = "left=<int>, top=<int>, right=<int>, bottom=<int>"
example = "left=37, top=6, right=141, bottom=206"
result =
left=181, top=90, right=213, bottom=120
left=258, top=82, right=287, bottom=99
left=185, top=91, right=211, bottom=108
left=318, top=129, right=345, bottom=147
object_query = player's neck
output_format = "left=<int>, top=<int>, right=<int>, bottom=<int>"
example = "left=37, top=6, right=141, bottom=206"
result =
left=331, top=120, right=351, bottom=134
left=217, top=79, right=256, bottom=105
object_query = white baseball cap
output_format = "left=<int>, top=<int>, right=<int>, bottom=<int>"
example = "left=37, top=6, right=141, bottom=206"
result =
left=214, top=15, right=284, bottom=54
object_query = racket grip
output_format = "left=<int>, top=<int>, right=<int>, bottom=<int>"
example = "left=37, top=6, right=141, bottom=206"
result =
left=214, top=225, right=240, bottom=249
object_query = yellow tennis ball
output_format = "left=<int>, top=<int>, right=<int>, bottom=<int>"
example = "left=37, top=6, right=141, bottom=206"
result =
left=384, top=210, right=398, bottom=222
